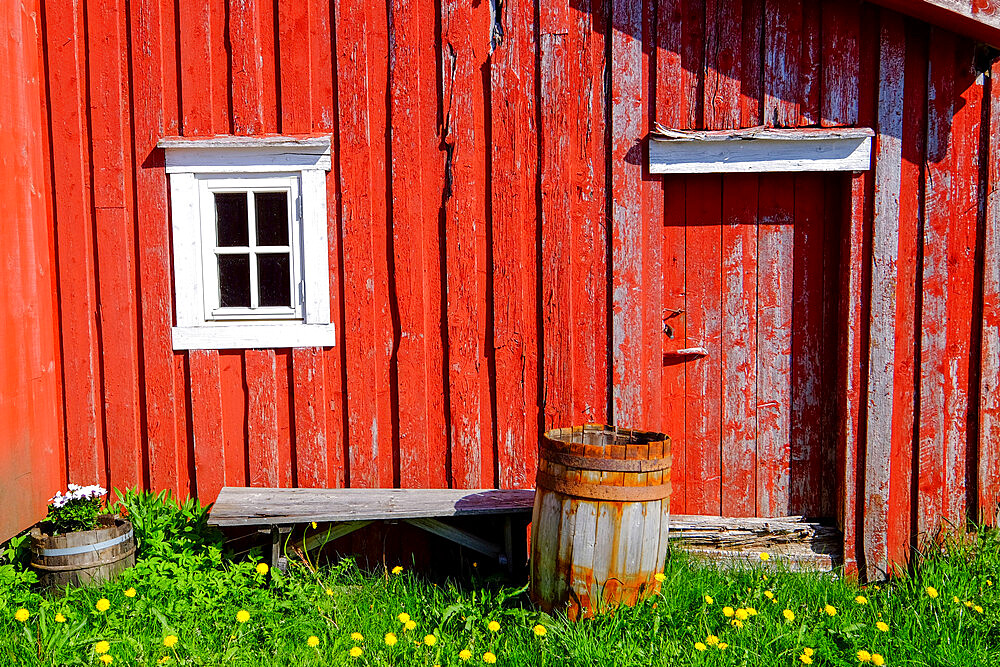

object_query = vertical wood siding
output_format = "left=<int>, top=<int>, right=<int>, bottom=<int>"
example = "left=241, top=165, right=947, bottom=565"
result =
left=35, top=0, right=1000, bottom=576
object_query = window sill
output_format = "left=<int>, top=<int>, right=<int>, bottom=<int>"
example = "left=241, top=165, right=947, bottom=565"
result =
left=172, top=323, right=337, bottom=350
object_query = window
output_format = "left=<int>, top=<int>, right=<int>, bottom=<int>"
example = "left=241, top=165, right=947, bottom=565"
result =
left=159, top=136, right=335, bottom=350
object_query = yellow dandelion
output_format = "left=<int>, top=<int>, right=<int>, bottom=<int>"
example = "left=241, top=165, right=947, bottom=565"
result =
left=695, top=642, right=707, bottom=651
left=803, top=648, right=814, bottom=657
left=384, top=633, right=397, bottom=646
left=964, top=600, right=973, bottom=608
left=747, top=607, right=758, bottom=616
left=95, top=641, right=110, bottom=654
left=858, top=650, right=872, bottom=663
left=124, top=588, right=137, bottom=598
left=925, top=586, right=938, bottom=599
left=953, top=596, right=961, bottom=604
left=96, top=599, right=111, bottom=612
left=988, top=579, right=993, bottom=587
left=349, top=646, right=363, bottom=658
left=824, top=604, right=837, bottom=616
left=718, top=642, right=728, bottom=650
left=483, top=652, right=497, bottom=664
left=236, top=610, right=250, bottom=623
left=488, top=620, right=500, bottom=632
left=704, top=595, right=714, bottom=605
left=99, top=656, right=113, bottom=665
left=311, top=521, right=317, bottom=529
left=783, top=609, right=795, bottom=622
left=764, top=591, right=774, bottom=600
left=735, top=608, right=749, bottom=621
left=800, top=656, right=813, bottom=665
left=158, top=657, right=171, bottom=664
left=55, top=613, right=66, bottom=623
left=424, top=634, right=437, bottom=646
left=731, top=619, right=744, bottom=628
left=325, top=588, right=334, bottom=596
left=855, top=595, right=868, bottom=605
left=705, top=635, right=719, bottom=646
left=533, top=624, right=547, bottom=637
left=392, top=565, right=404, bottom=575
left=723, top=606, right=735, bottom=618
left=256, top=563, right=269, bottom=576
left=351, top=632, right=364, bottom=642
left=876, top=621, right=889, bottom=632
left=398, top=612, right=410, bottom=623
left=654, top=572, right=666, bottom=583
left=759, top=552, right=770, bottom=561
left=307, top=636, right=320, bottom=648
left=975, top=605, right=984, bottom=613
left=459, top=649, right=472, bottom=661
left=14, top=609, right=29, bottom=622
left=871, top=654, right=885, bottom=666
left=404, top=620, right=416, bottom=631
left=163, top=635, right=178, bottom=648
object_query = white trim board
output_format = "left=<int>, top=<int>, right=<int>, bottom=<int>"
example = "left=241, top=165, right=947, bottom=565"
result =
left=172, top=323, right=337, bottom=350
left=648, top=127, right=874, bottom=174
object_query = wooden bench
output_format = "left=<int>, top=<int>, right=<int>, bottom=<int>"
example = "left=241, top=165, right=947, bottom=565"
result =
left=208, top=487, right=535, bottom=572
left=208, top=487, right=842, bottom=573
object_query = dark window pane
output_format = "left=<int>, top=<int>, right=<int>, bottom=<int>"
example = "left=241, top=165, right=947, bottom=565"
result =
left=218, top=255, right=251, bottom=308
left=258, top=253, right=291, bottom=307
left=255, top=191, right=289, bottom=246
left=215, top=193, right=249, bottom=247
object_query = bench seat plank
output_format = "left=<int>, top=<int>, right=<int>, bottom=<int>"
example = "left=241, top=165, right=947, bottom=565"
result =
left=208, top=487, right=535, bottom=526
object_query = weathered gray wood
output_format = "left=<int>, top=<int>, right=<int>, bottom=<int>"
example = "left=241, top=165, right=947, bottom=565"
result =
left=208, top=487, right=535, bottom=526
left=404, top=518, right=504, bottom=562
left=30, top=515, right=135, bottom=590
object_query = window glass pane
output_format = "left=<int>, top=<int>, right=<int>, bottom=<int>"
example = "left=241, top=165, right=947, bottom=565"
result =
left=218, top=254, right=251, bottom=307
left=215, top=192, right=249, bottom=247
left=258, top=253, right=291, bottom=307
left=255, top=191, right=289, bottom=246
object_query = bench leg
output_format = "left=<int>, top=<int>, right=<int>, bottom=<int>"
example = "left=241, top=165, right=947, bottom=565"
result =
left=270, top=525, right=292, bottom=573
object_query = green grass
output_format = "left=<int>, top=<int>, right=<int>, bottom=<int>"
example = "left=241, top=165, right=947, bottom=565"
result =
left=2, top=492, right=999, bottom=666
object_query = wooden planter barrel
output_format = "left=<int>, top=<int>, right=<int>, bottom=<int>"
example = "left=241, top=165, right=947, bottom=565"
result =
left=30, top=515, right=135, bottom=590
left=530, top=425, right=671, bottom=620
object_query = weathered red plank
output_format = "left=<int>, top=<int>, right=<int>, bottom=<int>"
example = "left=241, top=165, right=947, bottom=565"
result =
left=257, top=0, right=278, bottom=132
left=610, top=0, right=646, bottom=427
left=917, top=28, right=955, bottom=542
left=838, top=173, right=868, bottom=575
left=219, top=352, right=247, bottom=488
left=790, top=174, right=826, bottom=517
left=800, top=0, right=821, bottom=125
left=278, top=0, right=311, bottom=134
left=441, top=0, right=492, bottom=488
left=656, top=0, right=704, bottom=130
left=88, top=0, right=143, bottom=491
left=684, top=175, right=722, bottom=516
left=334, top=0, right=392, bottom=489
left=980, top=59, right=1000, bottom=526
left=178, top=0, right=226, bottom=135
left=863, top=10, right=905, bottom=579
left=189, top=350, right=225, bottom=502
left=540, top=0, right=573, bottom=432
left=739, top=0, right=764, bottom=127
left=703, top=0, right=742, bottom=130
left=756, top=174, right=793, bottom=516
left=230, top=0, right=265, bottom=134
left=942, top=39, right=981, bottom=528
left=491, top=0, right=540, bottom=487
left=720, top=174, right=758, bottom=518
left=662, top=177, right=687, bottom=514
left=764, top=0, right=802, bottom=127
left=293, top=348, right=327, bottom=488
left=246, top=350, right=279, bottom=487
left=131, top=0, right=180, bottom=496
left=821, top=0, right=862, bottom=127
left=43, top=0, right=105, bottom=487
left=275, top=350, right=293, bottom=488
left=887, top=19, right=927, bottom=564
left=820, top=177, right=843, bottom=519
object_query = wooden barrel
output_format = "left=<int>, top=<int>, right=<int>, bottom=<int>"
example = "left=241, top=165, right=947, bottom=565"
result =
left=30, top=514, right=135, bottom=590
left=530, top=424, right=671, bottom=619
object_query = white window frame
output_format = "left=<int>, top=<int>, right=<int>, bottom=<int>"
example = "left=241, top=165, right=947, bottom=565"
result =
left=158, top=135, right=335, bottom=350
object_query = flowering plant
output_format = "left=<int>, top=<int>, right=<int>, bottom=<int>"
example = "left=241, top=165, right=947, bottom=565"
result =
left=45, top=484, right=108, bottom=534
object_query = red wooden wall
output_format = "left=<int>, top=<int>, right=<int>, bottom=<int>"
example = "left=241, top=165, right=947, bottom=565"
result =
left=0, top=0, right=64, bottom=542
left=34, top=0, right=1000, bottom=578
